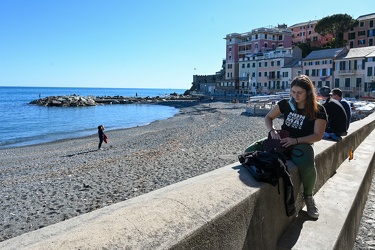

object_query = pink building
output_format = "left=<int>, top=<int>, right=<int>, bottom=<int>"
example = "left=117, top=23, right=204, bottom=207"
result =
left=288, top=20, right=333, bottom=47
left=345, top=13, right=375, bottom=48
left=220, top=25, right=292, bottom=94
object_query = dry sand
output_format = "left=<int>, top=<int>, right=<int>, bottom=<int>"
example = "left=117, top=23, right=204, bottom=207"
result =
left=0, top=101, right=272, bottom=241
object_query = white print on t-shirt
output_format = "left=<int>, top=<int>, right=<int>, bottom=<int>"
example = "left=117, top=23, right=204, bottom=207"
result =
left=285, top=112, right=306, bottom=130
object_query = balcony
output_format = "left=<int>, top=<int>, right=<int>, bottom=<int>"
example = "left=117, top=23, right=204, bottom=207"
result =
left=336, top=70, right=355, bottom=75
left=267, top=76, right=282, bottom=80
left=319, top=75, right=331, bottom=81
left=340, top=87, right=362, bottom=92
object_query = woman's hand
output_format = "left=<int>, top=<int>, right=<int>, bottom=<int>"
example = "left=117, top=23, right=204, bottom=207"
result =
left=269, top=130, right=281, bottom=140
left=280, top=137, right=298, bottom=147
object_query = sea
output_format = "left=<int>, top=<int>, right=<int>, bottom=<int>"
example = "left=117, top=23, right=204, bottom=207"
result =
left=0, top=86, right=186, bottom=149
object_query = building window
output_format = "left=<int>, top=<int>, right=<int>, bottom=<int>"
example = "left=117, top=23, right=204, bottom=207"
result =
left=368, top=66, right=373, bottom=76
left=335, top=78, right=340, bottom=88
left=369, top=38, right=374, bottom=46
left=259, top=72, right=261, bottom=77
left=242, top=64, right=245, bottom=68
left=356, top=78, right=362, bottom=87
left=305, top=69, right=309, bottom=76
left=277, top=61, right=280, bottom=66
left=345, top=78, right=350, bottom=88
left=358, top=30, right=366, bottom=36
left=265, top=62, right=268, bottom=67
left=317, top=81, right=323, bottom=88
left=247, top=63, right=250, bottom=68
left=259, top=62, right=262, bottom=67
left=370, top=20, right=374, bottom=28
left=360, top=21, right=364, bottom=27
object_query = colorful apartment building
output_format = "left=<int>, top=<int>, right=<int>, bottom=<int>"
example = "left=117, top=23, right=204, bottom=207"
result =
left=334, top=46, right=375, bottom=98
left=236, top=47, right=302, bottom=95
left=218, top=25, right=292, bottom=95
left=302, top=48, right=348, bottom=91
left=251, top=47, right=302, bottom=95
left=365, top=50, right=375, bottom=93
left=288, top=20, right=333, bottom=47
left=201, top=13, right=375, bottom=98
left=345, top=13, right=375, bottom=48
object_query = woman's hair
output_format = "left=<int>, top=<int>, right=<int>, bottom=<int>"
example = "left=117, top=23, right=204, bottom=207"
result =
left=98, top=125, right=103, bottom=130
left=290, top=75, right=319, bottom=119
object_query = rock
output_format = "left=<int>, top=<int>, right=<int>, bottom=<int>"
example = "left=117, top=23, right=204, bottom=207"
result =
left=29, top=94, right=199, bottom=107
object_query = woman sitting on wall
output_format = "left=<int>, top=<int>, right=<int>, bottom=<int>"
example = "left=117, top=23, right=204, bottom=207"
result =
left=244, top=75, right=327, bottom=219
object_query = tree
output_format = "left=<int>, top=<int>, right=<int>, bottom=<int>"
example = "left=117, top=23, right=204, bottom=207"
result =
left=315, top=14, right=358, bottom=48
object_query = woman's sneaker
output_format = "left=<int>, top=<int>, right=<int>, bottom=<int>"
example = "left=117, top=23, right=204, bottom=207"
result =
left=304, top=196, right=319, bottom=219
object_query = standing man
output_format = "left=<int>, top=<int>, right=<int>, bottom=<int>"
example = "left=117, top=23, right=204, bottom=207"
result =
left=319, top=86, right=348, bottom=141
left=330, top=88, right=352, bottom=131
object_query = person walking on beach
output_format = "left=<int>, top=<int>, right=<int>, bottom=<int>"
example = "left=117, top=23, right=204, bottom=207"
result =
left=98, top=125, right=105, bottom=150
left=244, top=75, right=327, bottom=219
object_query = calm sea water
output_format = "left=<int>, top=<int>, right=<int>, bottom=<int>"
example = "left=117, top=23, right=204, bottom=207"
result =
left=0, top=86, right=186, bottom=149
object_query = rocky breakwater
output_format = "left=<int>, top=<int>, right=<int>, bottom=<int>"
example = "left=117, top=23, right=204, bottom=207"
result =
left=29, top=95, right=97, bottom=107
left=29, top=93, right=199, bottom=107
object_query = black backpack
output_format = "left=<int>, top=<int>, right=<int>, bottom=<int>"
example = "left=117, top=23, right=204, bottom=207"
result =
left=238, top=150, right=296, bottom=217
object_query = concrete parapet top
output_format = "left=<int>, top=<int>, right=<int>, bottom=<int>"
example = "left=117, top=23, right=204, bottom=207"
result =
left=1, top=113, right=375, bottom=250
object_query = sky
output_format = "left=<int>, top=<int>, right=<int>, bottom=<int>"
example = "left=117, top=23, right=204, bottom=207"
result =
left=0, top=1, right=373, bottom=90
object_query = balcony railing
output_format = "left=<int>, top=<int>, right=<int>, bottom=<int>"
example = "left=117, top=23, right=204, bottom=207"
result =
left=267, top=76, right=282, bottom=80
left=239, top=77, right=250, bottom=81
left=340, top=87, right=361, bottom=92
left=336, top=70, right=355, bottom=75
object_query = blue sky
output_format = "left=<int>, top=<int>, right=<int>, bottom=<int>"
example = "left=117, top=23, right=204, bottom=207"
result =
left=0, top=1, right=373, bottom=90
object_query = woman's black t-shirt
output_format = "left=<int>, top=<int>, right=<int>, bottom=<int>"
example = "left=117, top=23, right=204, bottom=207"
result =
left=278, top=99, right=327, bottom=138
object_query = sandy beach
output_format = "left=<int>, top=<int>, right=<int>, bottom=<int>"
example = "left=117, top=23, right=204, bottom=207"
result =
left=0, top=101, right=373, bottom=248
left=0, top=101, right=272, bottom=242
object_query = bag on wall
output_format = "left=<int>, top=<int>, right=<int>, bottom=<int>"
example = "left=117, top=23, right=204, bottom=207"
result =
left=238, top=150, right=296, bottom=217
left=263, top=130, right=291, bottom=154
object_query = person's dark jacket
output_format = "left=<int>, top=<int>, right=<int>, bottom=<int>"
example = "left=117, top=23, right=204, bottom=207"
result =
left=323, top=97, right=348, bottom=136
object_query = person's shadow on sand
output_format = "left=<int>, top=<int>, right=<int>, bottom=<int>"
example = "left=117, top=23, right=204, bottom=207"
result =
left=63, top=149, right=99, bottom=157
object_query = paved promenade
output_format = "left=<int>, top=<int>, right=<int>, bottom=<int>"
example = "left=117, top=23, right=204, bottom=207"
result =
left=354, top=170, right=375, bottom=249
